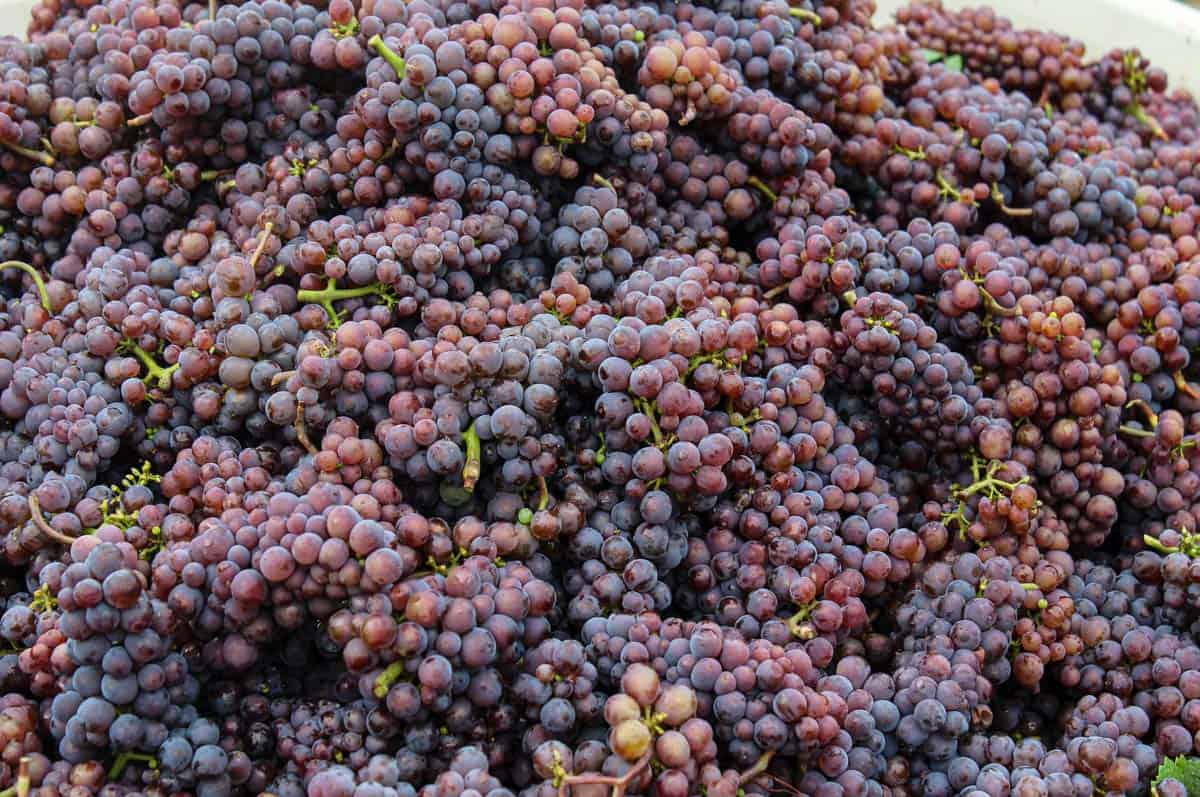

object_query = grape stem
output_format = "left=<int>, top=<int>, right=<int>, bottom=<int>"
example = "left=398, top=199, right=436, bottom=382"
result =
left=127, top=343, right=179, bottom=391
left=108, top=752, right=157, bottom=780
left=1125, top=398, right=1158, bottom=428
left=1174, top=371, right=1200, bottom=401
left=0, top=756, right=30, bottom=797
left=462, top=420, right=482, bottom=492
left=679, top=101, right=698, bottom=126
left=295, top=403, right=318, bottom=455
left=955, top=472, right=1028, bottom=498
left=209, top=0, right=216, bottom=21
left=368, top=34, right=407, bottom=79
left=296, top=278, right=391, bottom=328
left=557, top=751, right=652, bottom=797
left=746, top=176, right=777, bottom=202
left=592, top=174, right=615, bottom=191
left=738, top=750, right=777, bottom=787
left=788, top=7, right=821, bottom=25
left=1127, top=102, right=1168, bottom=140
left=0, top=139, right=54, bottom=167
left=1118, top=424, right=1155, bottom=439
left=978, top=286, right=1021, bottom=317
left=271, top=369, right=296, bottom=388
left=989, top=183, right=1033, bottom=217
left=535, top=476, right=550, bottom=511
left=935, top=170, right=974, bottom=204
left=785, top=603, right=816, bottom=640
left=634, top=398, right=664, bottom=445
left=26, top=495, right=79, bottom=546
left=764, top=773, right=804, bottom=797
left=373, top=660, right=407, bottom=698
left=1144, top=534, right=1178, bottom=554
left=0, top=261, right=52, bottom=311
left=249, top=221, right=275, bottom=272
left=763, top=282, right=790, bottom=300
left=127, top=113, right=153, bottom=127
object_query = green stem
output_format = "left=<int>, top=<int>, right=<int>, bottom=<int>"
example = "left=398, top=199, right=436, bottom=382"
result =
left=893, top=144, right=926, bottom=160
left=1118, top=425, right=1155, bottom=439
left=0, top=261, right=51, bottom=311
left=1174, top=370, right=1200, bottom=400
left=747, top=176, right=777, bottom=202
left=978, top=285, right=1022, bottom=317
left=592, top=174, right=615, bottom=191
left=956, top=474, right=1028, bottom=498
left=686, top=352, right=729, bottom=378
left=1143, top=534, right=1179, bottom=554
left=0, top=139, right=54, bottom=167
left=373, top=660, right=407, bottom=699
left=1125, top=399, right=1159, bottom=428
left=29, top=583, right=57, bottom=613
left=634, top=398, right=663, bottom=445
left=990, top=183, right=1033, bottom=217
left=763, top=283, right=790, bottom=300
left=535, top=476, right=549, bottom=511
left=936, top=170, right=972, bottom=203
left=108, top=752, right=157, bottom=781
left=295, top=280, right=389, bottom=301
left=0, top=756, right=29, bottom=797
left=128, top=344, right=179, bottom=391
left=296, top=278, right=388, bottom=328
left=368, top=34, right=407, bottom=79
left=738, top=750, right=777, bottom=787
left=331, top=19, right=360, bottom=38
left=786, top=603, right=815, bottom=639
left=788, top=7, right=821, bottom=24
left=1127, top=103, right=1167, bottom=140
left=462, top=420, right=481, bottom=493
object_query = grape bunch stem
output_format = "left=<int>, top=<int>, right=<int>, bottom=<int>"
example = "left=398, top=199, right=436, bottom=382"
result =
left=0, top=261, right=51, bottom=311
left=0, top=756, right=30, bottom=797
left=462, top=420, right=482, bottom=492
left=27, top=495, right=80, bottom=546
left=557, top=752, right=652, bottom=797
left=368, top=35, right=407, bottom=79
left=0, top=140, right=54, bottom=167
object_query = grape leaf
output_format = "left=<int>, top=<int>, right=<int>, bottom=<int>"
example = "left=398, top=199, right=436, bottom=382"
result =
left=918, top=48, right=944, bottom=63
left=1154, top=756, right=1200, bottom=796
left=945, top=54, right=964, bottom=73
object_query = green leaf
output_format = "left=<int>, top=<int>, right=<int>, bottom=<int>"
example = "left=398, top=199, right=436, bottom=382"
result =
left=945, top=54, right=964, bottom=73
left=918, top=48, right=944, bottom=64
left=1154, top=756, right=1200, bottom=796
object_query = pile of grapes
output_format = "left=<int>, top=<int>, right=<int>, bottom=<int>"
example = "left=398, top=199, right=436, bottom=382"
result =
left=5, top=0, right=1200, bottom=793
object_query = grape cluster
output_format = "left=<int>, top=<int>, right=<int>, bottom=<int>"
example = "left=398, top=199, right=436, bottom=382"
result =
left=1, top=0, right=1200, bottom=795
